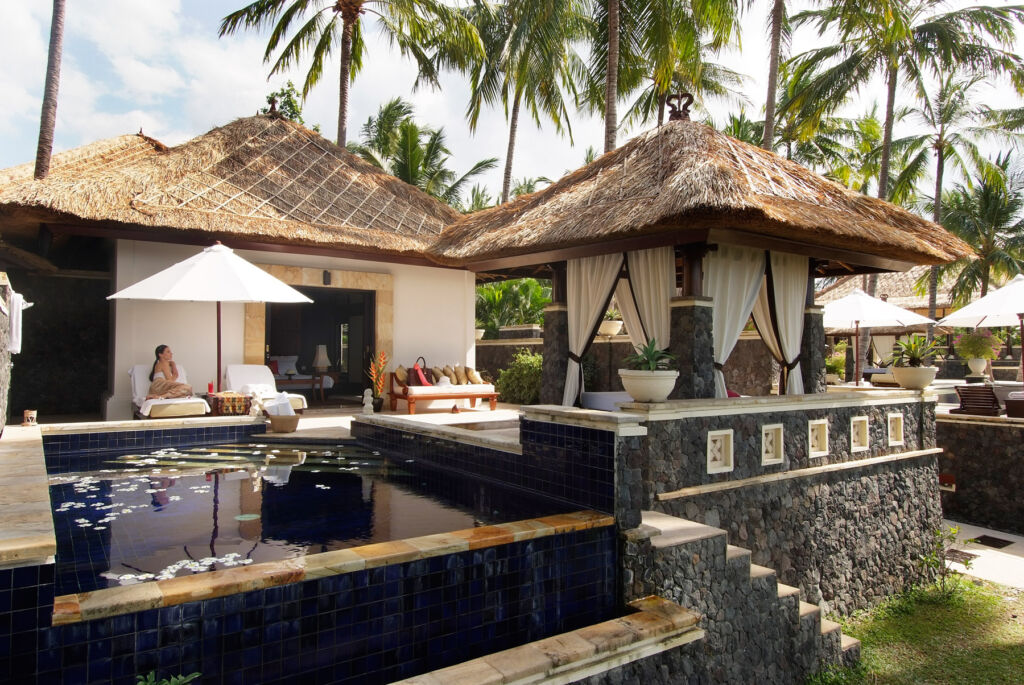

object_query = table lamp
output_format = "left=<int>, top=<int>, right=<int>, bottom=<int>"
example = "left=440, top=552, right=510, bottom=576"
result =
left=313, top=344, right=330, bottom=373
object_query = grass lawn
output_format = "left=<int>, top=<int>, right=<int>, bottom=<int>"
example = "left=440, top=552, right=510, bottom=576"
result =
left=810, top=578, right=1024, bottom=684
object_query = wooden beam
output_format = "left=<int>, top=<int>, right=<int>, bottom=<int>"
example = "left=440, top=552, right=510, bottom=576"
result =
left=707, top=228, right=917, bottom=273
left=0, top=240, right=57, bottom=272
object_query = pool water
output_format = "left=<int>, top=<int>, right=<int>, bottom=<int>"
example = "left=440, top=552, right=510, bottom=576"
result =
left=48, top=441, right=553, bottom=595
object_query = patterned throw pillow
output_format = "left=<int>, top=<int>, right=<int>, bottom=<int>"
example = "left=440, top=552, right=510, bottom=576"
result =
left=466, top=367, right=484, bottom=384
left=453, top=365, right=469, bottom=385
left=394, top=365, right=408, bottom=384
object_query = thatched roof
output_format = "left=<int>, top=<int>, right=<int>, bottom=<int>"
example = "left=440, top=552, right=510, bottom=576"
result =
left=0, top=116, right=460, bottom=257
left=815, top=266, right=973, bottom=311
left=431, top=120, right=972, bottom=267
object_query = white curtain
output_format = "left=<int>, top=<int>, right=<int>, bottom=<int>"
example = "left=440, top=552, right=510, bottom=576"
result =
left=703, top=245, right=765, bottom=398
left=752, top=278, right=784, bottom=381
left=769, top=251, right=808, bottom=395
left=564, top=253, right=624, bottom=405
left=615, top=246, right=675, bottom=350
left=871, top=335, right=897, bottom=364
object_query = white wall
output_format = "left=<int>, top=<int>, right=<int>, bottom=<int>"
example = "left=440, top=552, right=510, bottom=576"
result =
left=105, top=240, right=477, bottom=419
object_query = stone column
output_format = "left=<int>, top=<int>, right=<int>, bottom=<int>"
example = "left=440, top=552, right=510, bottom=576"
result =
left=801, top=305, right=826, bottom=393
left=541, top=304, right=568, bottom=404
left=669, top=297, right=715, bottom=399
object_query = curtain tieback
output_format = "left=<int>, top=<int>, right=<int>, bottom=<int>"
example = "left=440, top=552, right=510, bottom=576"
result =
left=568, top=352, right=583, bottom=363
left=713, top=362, right=724, bottom=371
left=784, top=355, right=802, bottom=371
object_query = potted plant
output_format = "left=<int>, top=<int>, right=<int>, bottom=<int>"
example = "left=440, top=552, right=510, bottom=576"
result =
left=474, top=319, right=486, bottom=341
left=366, top=350, right=389, bottom=412
left=825, top=341, right=847, bottom=384
left=886, top=335, right=940, bottom=389
left=954, top=329, right=1002, bottom=377
left=598, top=307, right=624, bottom=337
left=618, top=338, right=678, bottom=402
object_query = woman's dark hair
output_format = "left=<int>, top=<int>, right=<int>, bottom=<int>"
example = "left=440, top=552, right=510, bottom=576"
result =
left=149, top=345, right=168, bottom=382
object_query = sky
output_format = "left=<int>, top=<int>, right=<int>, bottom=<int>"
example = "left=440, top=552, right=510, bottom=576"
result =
left=1, top=1, right=1022, bottom=198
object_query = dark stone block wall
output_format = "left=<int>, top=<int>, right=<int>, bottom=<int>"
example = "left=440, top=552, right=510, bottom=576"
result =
left=474, top=342, right=542, bottom=384
left=723, top=338, right=773, bottom=396
left=541, top=307, right=568, bottom=405
left=801, top=309, right=826, bottom=393
left=668, top=301, right=715, bottom=400
left=937, top=417, right=1024, bottom=535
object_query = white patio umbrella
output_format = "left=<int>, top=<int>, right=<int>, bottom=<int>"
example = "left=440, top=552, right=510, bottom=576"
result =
left=823, top=288, right=934, bottom=385
left=108, top=243, right=312, bottom=390
left=937, top=274, right=1024, bottom=382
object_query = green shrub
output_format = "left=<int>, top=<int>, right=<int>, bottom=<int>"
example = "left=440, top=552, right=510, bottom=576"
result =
left=136, top=673, right=201, bottom=685
left=496, top=349, right=543, bottom=404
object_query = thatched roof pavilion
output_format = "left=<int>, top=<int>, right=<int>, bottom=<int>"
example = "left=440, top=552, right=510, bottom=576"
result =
left=432, top=119, right=971, bottom=275
left=0, top=115, right=460, bottom=265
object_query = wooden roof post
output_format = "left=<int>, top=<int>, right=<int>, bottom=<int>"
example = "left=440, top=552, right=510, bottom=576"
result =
left=541, top=261, right=569, bottom=404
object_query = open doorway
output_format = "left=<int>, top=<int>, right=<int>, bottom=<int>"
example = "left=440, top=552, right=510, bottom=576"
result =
left=265, top=287, right=375, bottom=398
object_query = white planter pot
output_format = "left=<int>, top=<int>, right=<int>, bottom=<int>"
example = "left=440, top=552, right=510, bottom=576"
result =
left=475, top=328, right=485, bottom=341
left=825, top=373, right=841, bottom=385
left=598, top=320, right=623, bottom=336
left=890, top=366, right=938, bottom=390
left=967, top=358, right=987, bottom=376
left=618, top=369, right=679, bottom=402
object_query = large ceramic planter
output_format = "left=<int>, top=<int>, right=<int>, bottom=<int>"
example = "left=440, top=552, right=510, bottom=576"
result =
left=598, top=320, right=624, bottom=336
left=475, top=328, right=485, bottom=341
left=890, top=366, right=938, bottom=390
left=967, top=358, right=987, bottom=376
left=618, top=369, right=679, bottom=402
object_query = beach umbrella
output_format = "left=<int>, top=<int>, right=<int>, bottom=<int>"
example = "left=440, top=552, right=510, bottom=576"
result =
left=823, top=289, right=934, bottom=385
left=108, top=242, right=312, bottom=390
left=937, top=274, right=1024, bottom=382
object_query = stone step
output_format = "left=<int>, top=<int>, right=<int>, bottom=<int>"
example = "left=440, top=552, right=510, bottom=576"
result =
left=750, top=563, right=776, bottom=580
left=640, top=511, right=726, bottom=549
left=726, top=544, right=751, bottom=563
left=820, top=618, right=841, bottom=636
left=840, top=634, right=862, bottom=669
left=776, top=582, right=800, bottom=600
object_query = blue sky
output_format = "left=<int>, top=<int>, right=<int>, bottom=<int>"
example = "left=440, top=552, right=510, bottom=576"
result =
left=2, top=1, right=1021, bottom=197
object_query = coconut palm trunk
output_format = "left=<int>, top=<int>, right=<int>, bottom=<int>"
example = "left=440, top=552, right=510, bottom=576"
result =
left=604, top=0, right=620, bottom=153
left=927, top=143, right=945, bottom=340
left=762, top=0, right=784, bottom=151
left=501, top=90, right=522, bottom=204
left=34, top=0, right=66, bottom=180
left=337, top=16, right=355, bottom=146
left=877, top=63, right=898, bottom=201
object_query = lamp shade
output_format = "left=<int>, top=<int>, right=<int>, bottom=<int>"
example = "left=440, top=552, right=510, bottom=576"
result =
left=312, top=344, right=330, bottom=372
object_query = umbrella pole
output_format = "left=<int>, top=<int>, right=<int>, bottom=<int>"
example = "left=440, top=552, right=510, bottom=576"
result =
left=854, top=322, right=860, bottom=387
left=217, top=301, right=222, bottom=392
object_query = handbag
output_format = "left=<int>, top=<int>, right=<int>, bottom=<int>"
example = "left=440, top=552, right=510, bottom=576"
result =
left=410, top=356, right=432, bottom=386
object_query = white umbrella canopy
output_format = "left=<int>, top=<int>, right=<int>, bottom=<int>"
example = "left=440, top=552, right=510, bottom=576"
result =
left=108, top=243, right=312, bottom=390
left=823, top=288, right=935, bottom=385
left=937, top=274, right=1024, bottom=382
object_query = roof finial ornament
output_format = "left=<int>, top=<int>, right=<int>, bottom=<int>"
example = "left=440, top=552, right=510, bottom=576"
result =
left=268, top=95, right=278, bottom=115
left=666, top=93, right=693, bottom=121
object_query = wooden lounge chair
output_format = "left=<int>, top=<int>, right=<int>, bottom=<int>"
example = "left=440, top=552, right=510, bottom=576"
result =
left=949, top=385, right=1003, bottom=417
left=388, top=373, right=499, bottom=415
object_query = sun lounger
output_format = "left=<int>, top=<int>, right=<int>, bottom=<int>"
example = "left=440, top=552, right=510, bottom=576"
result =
left=129, top=364, right=210, bottom=419
left=949, top=385, right=1003, bottom=417
left=224, top=364, right=307, bottom=413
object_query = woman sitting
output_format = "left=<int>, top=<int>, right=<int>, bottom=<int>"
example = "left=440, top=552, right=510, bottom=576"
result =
left=146, top=345, right=193, bottom=399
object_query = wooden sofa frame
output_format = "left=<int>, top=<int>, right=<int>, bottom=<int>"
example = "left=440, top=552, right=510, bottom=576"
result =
left=949, top=385, right=1003, bottom=417
left=388, top=373, right=498, bottom=415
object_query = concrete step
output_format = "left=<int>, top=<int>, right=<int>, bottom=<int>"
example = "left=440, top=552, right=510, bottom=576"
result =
left=640, top=511, right=727, bottom=549
left=820, top=618, right=841, bottom=636
left=776, top=582, right=800, bottom=600
left=840, top=633, right=862, bottom=669
left=819, top=617, right=843, bottom=668
left=726, top=544, right=751, bottom=563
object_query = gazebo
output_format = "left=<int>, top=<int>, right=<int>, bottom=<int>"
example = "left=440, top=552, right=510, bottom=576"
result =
left=432, top=115, right=971, bottom=404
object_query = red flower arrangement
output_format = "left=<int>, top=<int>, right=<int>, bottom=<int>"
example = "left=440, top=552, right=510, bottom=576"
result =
left=366, top=351, right=389, bottom=398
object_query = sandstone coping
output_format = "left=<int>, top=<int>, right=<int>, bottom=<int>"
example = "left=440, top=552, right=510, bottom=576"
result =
left=392, top=595, right=703, bottom=685
left=616, top=389, right=936, bottom=422
left=0, top=426, right=56, bottom=565
left=51, top=510, right=614, bottom=626
left=521, top=405, right=648, bottom=437
left=354, top=410, right=525, bottom=452
left=936, top=413, right=1024, bottom=428
left=40, top=415, right=264, bottom=435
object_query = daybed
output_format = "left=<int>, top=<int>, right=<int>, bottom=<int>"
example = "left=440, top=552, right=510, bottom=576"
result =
left=224, top=364, right=308, bottom=413
left=129, top=364, right=211, bottom=419
left=388, top=366, right=498, bottom=415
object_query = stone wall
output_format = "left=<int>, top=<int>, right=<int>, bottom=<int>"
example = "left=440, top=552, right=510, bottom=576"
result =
left=937, top=416, right=1024, bottom=535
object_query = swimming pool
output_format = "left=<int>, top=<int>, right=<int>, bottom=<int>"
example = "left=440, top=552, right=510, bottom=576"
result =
left=48, top=441, right=558, bottom=595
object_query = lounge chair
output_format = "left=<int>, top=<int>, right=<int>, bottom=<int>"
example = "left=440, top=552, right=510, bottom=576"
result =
left=129, top=364, right=211, bottom=419
left=224, top=364, right=307, bottom=413
left=949, top=385, right=1003, bottom=417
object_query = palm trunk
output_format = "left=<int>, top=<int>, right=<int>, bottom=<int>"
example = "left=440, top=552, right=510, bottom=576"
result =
left=927, top=142, right=945, bottom=341
left=657, top=91, right=667, bottom=127
left=762, top=0, right=784, bottom=151
left=877, top=63, right=898, bottom=200
left=34, top=0, right=66, bottom=180
left=501, top=90, right=522, bottom=204
left=603, top=0, right=620, bottom=153
left=860, top=272, right=878, bottom=381
left=337, top=18, right=354, bottom=146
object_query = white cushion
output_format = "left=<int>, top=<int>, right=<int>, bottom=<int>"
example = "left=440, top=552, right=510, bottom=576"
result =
left=269, top=355, right=299, bottom=375
left=1009, top=391, right=1024, bottom=400
left=581, top=391, right=633, bottom=411
left=129, top=364, right=192, bottom=405
left=224, top=364, right=308, bottom=409
left=404, top=384, right=495, bottom=396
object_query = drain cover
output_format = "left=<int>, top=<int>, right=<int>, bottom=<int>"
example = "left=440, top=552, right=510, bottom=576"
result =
left=945, top=549, right=977, bottom=564
left=974, top=534, right=1014, bottom=549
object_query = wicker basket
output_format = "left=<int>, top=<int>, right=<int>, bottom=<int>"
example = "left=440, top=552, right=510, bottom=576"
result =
left=267, top=414, right=300, bottom=433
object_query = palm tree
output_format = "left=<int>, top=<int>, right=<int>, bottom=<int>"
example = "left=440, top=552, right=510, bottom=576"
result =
left=762, top=0, right=787, bottom=151
left=475, top=278, right=552, bottom=338
left=786, top=0, right=1024, bottom=204
left=604, top=0, right=619, bottom=153
left=463, top=1, right=585, bottom=203
left=464, top=184, right=494, bottom=213
left=220, top=0, right=483, bottom=146
left=34, top=0, right=66, bottom=180
left=920, top=154, right=1024, bottom=305
left=348, top=98, right=497, bottom=207
left=894, top=72, right=1024, bottom=333
left=714, top=110, right=763, bottom=146
left=510, top=176, right=553, bottom=198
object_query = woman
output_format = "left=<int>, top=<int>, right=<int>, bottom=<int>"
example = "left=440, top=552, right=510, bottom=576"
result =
left=146, top=345, right=193, bottom=399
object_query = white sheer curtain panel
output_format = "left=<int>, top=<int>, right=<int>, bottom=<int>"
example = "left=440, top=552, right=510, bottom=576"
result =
left=703, top=245, right=766, bottom=398
left=770, top=252, right=809, bottom=395
left=752, top=278, right=784, bottom=362
left=616, top=279, right=645, bottom=348
left=615, top=246, right=675, bottom=350
left=563, top=253, right=624, bottom=405
left=871, top=335, right=897, bottom=364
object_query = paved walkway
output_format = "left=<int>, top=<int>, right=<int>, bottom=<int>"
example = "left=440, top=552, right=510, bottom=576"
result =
left=945, top=519, right=1024, bottom=589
